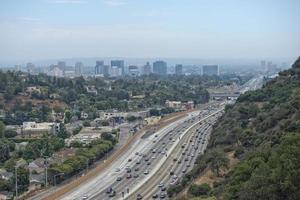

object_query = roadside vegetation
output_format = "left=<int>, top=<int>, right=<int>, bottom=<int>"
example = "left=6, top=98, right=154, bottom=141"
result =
left=169, top=57, right=300, bottom=200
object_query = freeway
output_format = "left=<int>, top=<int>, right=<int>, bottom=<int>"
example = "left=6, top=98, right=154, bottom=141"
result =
left=59, top=102, right=224, bottom=200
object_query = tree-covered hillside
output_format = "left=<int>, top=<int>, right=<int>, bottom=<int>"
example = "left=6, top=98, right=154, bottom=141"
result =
left=171, top=57, right=300, bottom=200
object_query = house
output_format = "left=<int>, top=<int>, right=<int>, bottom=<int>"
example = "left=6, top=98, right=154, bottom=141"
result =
left=28, top=158, right=46, bottom=174
left=29, top=173, right=45, bottom=191
left=26, top=86, right=41, bottom=94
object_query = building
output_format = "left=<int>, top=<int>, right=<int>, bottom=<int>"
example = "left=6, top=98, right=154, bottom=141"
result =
left=111, top=60, right=124, bottom=75
left=49, top=65, right=64, bottom=77
left=110, top=66, right=122, bottom=77
left=142, top=62, right=151, bottom=75
left=175, top=64, right=183, bottom=75
left=26, top=62, right=35, bottom=74
left=75, top=62, right=83, bottom=75
left=128, top=65, right=139, bottom=76
left=22, top=122, right=60, bottom=137
left=165, top=100, right=182, bottom=109
left=153, top=61, right=167, bottom=75
left=102, top=65, right=110, bottom=77
left=202, top=65, right=219, bottom=76
left=95, top=61, right=104, bottom=75
left=57, top=61, right=67, bottom=71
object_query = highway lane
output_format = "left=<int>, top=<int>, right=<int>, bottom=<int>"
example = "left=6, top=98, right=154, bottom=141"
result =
left=60, top=107, right=210, bottom=200
left=127, top=112, right=222, bottom=199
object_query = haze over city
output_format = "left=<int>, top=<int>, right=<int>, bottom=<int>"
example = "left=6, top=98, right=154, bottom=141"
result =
left=0, top=0, right=299, bottom=63
left=0, top=1, right=299, bottom=200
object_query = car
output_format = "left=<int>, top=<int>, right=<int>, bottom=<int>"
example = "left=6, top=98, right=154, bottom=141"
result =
left=178, top=160, right=182, bottom=164
left=152, top=194, right=158, bottom=199
left=162, top=142, right=165, bottom=145
left=126, top=168, right=132, bottom=173
left=109, top=190, right=116, bottom=197
left=152, top=149, right=156, bottom=153
left=147, top=162, right=151, bottom=165
left=135, top=152, right=139, bottom=155
left=128, top=158, right=132, bottom=162
left=116, top=177, right=122, bottom=181
left=155, top=134, right=158, bottom=137
left=126, top=174, right=132, bottom=179
left=136, top=161, right=141, bottom=165
left=182, top=169, right=186, bottom=173
left=145, top=158, right=149, bottom=161
left=202, top=141, right=205, bottom=144
left=137, top=194, right=143, bottom=200
left=185, top=158, right=189, bottom=161
left=81, top=195, right=88, bottom=200
left=115, top=168, right=120, bottom=172
left=158, top=182, right=164, bottom=188
left=160, top=193, right=166, bottom=198
left=135, top=168, right=139, bottom=171
left=182, top=152, right=186, bottom=155
left=153, top=140, right=156, bottom=143
left=169, top=171, right=174, bottom=175
left=161, top=187, right=166, bottom=191
left=106, top=187, right=113, bottom=194
left=133, top=174, right=139, bottom=178
left=191, top=154, right=195, bottom=157
left=152, top=156, right=156, bottom=159
left=187, top=164, right=191, bottom=167
left=173, top=158, right=178, bottom=162
left=144, top=170, right=149, bottom=175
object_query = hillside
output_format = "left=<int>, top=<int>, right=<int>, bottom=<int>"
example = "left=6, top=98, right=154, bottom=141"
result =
left=169, top=57, right=300, bottom=200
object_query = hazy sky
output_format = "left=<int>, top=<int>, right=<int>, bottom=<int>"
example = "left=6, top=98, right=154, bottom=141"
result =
left=0, top=0, right=299, bottom=61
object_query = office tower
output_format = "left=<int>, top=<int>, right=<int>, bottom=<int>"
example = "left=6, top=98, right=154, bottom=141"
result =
left=153, top=61, right=167, bottom=75
left=142, top=62, right=151, bottom=75
left=75, top=62, right=83, bottom=75
left=128, top=65, right=139, bottom=76
left=102, top=65, right=110, bottom=77
left=15, top=65, right=21, bottom=72
left=26, top=62, right=35, bottom=74
left=111, top=60, right=124, bottom=75
left=202, top=65, right=219, bottom=76
left=57, top=61, right=66, bottom=71
left=175, top=64, right=183, bottom=75
left=95, top=61, right=104, bottom=75
left=110, top=66, right=122, bottom=77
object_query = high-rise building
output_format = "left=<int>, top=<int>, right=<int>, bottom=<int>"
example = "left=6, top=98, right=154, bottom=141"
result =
left=57, top=61, right=66, bottom=70
left=95, top=61, right=104, bottom=75
left=202, top=65, right=219, bottom=76
left=102, top=65, right=110, bottom=77
left=175, top=64, right=183, bottom=75
left=128, top=65, right=139, bottom=76
left=26, top=63, right=35, bottom=74
left=110, top=66, right=122, bottom=77
left=153, top=61, right=167, bottom=75
left=142, top=62, right=151, bottom=75
left=75, top=62, right=83, bottom=75
left=111, top=60, right=124, bottom=75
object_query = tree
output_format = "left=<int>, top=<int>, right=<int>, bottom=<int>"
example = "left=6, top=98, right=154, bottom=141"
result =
left=0, top=121, right=5, bottom=138
left=188, top=183, right=211, bottom=197
left=208, top=149, right=229, bottom=177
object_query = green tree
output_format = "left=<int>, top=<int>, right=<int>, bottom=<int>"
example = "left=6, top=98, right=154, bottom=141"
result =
left=207, top=149, right=229, bottom=177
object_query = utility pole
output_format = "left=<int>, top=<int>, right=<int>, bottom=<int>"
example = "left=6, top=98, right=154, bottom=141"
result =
left=44, top=157, right=48, bottom=187
left=15, top=166, right=18, bottom=199
left=86, top=159, right=89, bottom=174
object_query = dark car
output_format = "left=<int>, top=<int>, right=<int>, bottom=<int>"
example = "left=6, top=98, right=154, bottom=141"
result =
left=137, top=194, right=143, bottom=200
left=116, top=177, right=122, bottom=181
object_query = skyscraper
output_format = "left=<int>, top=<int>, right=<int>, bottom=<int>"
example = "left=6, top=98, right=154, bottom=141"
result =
left=75, top=62, right=83, bottom=75
left=142, top=62, right=152, bottom=75
left=202, top=65, right=219, bottom=76
left=26, top=62, right=35, bottom=74
left=95, top=61, right=104, bottom=75
left=128, top=65, right=139, bottom=76
left=153, top=61, right=167, bottom=75
left=111, top=60, right=124, bottom=76
left=175, top=64, right=183, bottom=75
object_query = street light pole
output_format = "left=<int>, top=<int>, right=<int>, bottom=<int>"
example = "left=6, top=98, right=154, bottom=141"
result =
left=15, top=166, right=18, bottom=199
left=44, top=157, right=48, bottom=187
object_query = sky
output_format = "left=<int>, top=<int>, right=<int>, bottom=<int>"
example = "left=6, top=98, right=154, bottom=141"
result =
left=0, top=0, right=299, bottom=62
